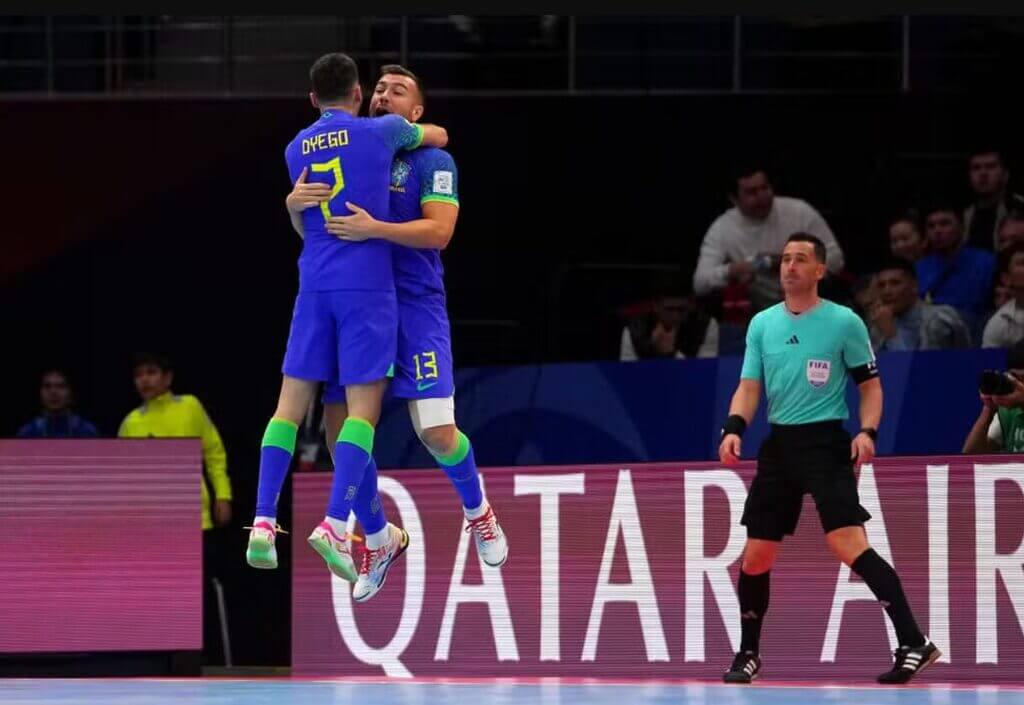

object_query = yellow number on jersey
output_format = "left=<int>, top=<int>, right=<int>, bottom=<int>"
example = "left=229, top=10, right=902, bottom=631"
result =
left=310, top=156, right=345, bottom=221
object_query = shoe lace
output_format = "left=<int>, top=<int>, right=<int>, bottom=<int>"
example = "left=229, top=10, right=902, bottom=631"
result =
left=360, top=545, right=386, bottom=575
left=243, top=523, right=290, bottom=535
left=890, top=646, right=910, bottom=667
left=465, top=507, right=498, bottom=542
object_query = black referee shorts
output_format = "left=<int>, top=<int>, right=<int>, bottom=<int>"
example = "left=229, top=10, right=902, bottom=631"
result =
left=741, top=420, right=872, bottom=541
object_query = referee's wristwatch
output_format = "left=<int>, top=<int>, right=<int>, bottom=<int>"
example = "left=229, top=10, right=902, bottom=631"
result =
left=859, top=427, right=878, bottom=441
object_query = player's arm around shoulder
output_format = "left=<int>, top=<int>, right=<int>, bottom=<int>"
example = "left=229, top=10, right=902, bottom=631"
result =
left=420, top=149, right=460, bottom=248
left=418, top=123, right=448, bottom=149
left=376, top=113, right=447, bottom=150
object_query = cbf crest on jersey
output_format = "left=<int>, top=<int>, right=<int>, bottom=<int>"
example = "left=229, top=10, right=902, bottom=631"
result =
left=391, top=159, right=412, bottom=189
left=807, top=359, right=831, bottom=388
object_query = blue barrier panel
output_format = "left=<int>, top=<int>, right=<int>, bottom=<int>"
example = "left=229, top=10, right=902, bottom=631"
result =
left=373, top=348, right=1008, bottom=468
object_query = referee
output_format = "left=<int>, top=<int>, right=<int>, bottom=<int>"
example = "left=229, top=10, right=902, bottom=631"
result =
left=719, top=233, right=940, bottom=685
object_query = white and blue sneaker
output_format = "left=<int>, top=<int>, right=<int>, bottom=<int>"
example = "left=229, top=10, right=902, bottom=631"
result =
left=466, top=503, right=509, bottom=568
left=352, top=522, right=410, bottom=603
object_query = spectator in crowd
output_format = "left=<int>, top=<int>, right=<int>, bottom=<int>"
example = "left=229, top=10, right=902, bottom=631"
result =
left=888, top=210, right=929, bottom=263
left=964, top=147, right=1024, bottom=250
left=620, top=275, right=719, bottom=360
left=982, top=243, right=1024, bottom=349
left=962, top=339, right=1024, bottom=453
left=851, top=273, right=879, bottom=323
left=693, top=161, right=844, bottom=353
left=117, top=352, right=233, bottom=665
left=996, top=211, right=1024, bottom=251
left=991, top=241, right=1020, bottom=312
left=916, top=202, right=995, bottom=341
left=17, top=368, right=100, bottom=438
left=867, top=257, right=971, bottom=352
left=693, top=162, right=845, bottom=312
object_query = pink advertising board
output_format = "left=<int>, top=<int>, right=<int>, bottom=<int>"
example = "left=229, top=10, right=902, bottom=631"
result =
left=0, top=440, right=202, bottom=653
left=292, top=456, right=1024, bottom=683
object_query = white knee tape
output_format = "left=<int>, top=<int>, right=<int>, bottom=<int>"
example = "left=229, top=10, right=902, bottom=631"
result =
left=409, top=396, right=456, bottom=435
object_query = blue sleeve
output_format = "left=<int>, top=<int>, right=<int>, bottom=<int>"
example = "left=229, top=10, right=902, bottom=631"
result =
left=16, top=422, right=34, bottom=438
left=418, top=150, right=459, bottom=206
left=82, top=420, right=100, bottom=438
left=739, top=316, right=764, bottom=381
left=373, top=114, right=424, bottom=153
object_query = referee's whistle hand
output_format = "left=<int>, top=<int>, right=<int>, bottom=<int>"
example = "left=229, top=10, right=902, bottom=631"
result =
left=719, top=434, right=742, bottom=465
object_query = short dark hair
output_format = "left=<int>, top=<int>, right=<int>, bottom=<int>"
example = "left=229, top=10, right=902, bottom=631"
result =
left=379, top=64, right=425, bottom=101
left=310, top=52, right=359, bottom=103
left=40, top=368, right=71, bottom=385
left=131, top=352, right=173, bottom=374
left=998, top=242, right=1024, bottom=274
left=649, top=269, right=691, bottom=299
left=968, top=146, right=1005, bottom=165
left=876, top=256, right=918, bottom=280
left=923, top=201, right=963, bottom=223
left=889, top=208, right=922, bottom=233
left=726, top=159, right=771, bottom=196
left=786, top=232, right=827, bottom=263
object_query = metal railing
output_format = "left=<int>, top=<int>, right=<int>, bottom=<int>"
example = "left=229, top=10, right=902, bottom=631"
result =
left=2, top=15, right=1020, bottom=98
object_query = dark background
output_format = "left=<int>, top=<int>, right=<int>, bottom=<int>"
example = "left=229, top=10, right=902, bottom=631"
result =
left=3, top=15, right=1024, bottom=667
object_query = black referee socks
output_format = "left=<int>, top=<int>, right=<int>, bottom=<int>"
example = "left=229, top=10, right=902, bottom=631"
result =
left=851, top=549, right=925, bottom=648
left=738, top=570, right=771, bottom=653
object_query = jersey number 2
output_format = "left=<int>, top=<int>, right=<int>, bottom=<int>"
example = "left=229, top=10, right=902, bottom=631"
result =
left=310, top=157, right=345, bottom=222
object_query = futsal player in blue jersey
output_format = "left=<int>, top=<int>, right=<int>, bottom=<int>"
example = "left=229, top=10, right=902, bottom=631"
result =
left=314, top=65, right=508, bottom=602
left=246, top=53, right=449, bottom=586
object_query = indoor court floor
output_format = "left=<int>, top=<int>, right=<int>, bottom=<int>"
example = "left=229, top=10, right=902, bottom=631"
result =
left=0, top=677, right=1021, bottom=705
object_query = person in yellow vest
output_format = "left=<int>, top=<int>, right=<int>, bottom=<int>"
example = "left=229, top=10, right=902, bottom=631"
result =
left=118, top=352, right=233, bottom=664
left=118, top=352, right=232, bottom=528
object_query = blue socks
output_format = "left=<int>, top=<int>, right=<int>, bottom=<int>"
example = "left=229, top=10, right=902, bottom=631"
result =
left=255, top=418, right=297, bottom=518
left=352, top=455, right=387, bottom=535
left=432, top=431, right=483, bottom=510
left=326, top=417, right=374, bottom=521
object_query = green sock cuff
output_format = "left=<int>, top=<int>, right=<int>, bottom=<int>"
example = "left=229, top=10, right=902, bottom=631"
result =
left=338, top=417, right=375, bottom=454
left=262, top=418, right=298, bottom=453
left=434, top=431, right=470, bottom=466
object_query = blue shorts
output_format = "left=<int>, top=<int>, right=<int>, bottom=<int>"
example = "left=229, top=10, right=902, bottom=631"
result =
left=281, top=290, right=397, bottom=386
left=322, top=293, right=453, bottom=403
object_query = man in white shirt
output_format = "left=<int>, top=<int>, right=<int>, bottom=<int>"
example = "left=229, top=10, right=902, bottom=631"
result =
left=983, top=242, right=1024, bottom=348
left=693, top=164, right=845, bottom=315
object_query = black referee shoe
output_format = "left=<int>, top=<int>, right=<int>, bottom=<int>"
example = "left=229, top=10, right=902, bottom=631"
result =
left=723, top=651, right=761, bottom=683
left=876, top=639, right=941, bottom=684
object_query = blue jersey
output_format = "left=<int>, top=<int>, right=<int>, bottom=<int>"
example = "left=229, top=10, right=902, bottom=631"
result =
left=285, top=111, right=424, bottom=292
left=390, top=147, right=460, bottom=296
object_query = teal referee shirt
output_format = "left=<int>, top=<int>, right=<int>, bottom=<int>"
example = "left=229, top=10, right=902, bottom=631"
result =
left=740, top=299, right=878, bottom=425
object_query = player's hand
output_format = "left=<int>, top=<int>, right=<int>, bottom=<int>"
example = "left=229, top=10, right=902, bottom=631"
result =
left=980, top=392, right=996, bottom=412
left=326, top=201, right=379, bottom=242
left=214, top=499, right=232, bottom=527
left=286, top=167, right=333, bottom=212
left=851, top=433, right=875, bottom=466
left=719, top=434, right=742, bottom=464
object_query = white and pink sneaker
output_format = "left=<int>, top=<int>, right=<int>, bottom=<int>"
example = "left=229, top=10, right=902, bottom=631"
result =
left=307, top=521, right=359, bottom=583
